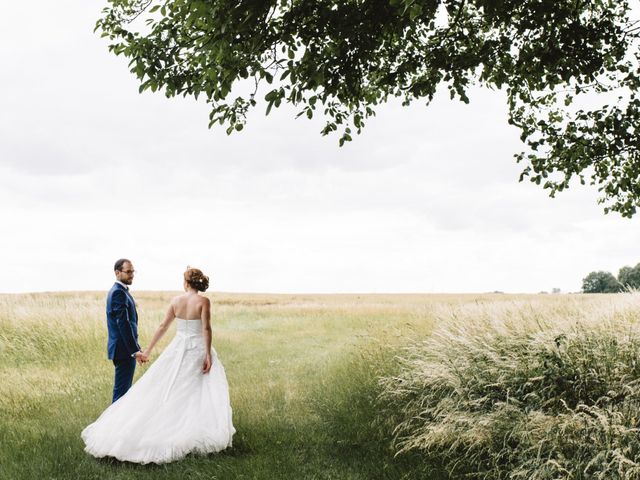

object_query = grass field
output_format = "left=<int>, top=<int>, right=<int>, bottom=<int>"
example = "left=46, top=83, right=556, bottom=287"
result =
left=0, top=292, right=626, bottom=479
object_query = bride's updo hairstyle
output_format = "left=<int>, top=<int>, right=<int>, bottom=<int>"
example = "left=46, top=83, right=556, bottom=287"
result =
left=184, top=267, right=210, bottom=292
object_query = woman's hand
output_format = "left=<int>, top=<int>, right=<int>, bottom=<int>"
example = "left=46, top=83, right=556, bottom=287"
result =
left=135, top=350, right=149, bottom=365
left=202, top=354, right=212, bottom=374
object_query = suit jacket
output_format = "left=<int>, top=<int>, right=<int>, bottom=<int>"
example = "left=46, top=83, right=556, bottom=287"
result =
left=106, top=282, right=141, bottom=360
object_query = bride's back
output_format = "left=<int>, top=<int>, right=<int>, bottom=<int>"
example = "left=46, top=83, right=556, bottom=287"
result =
left=173, top=294, right=207, bottom=321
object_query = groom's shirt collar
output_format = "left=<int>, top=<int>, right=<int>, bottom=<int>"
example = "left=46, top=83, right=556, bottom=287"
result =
left=115, top=280, right=129, bottom=291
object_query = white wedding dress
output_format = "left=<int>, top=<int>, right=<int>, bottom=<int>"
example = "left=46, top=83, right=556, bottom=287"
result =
left=81, top=319, right=235, bottom=464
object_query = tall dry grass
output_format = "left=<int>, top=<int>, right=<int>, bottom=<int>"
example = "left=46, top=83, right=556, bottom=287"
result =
left=3, top=291, right=630, bottom=479
left=381, top=293, right=640, bottom=479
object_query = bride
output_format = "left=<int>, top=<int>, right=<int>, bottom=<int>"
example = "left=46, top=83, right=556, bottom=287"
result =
left=81, top=267, right=235, bottom=464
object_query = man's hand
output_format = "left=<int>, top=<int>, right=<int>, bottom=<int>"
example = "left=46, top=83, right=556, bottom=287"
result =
left=135, top=350, right=149, bottom=364
left=202, top=355, right=212, bottom=374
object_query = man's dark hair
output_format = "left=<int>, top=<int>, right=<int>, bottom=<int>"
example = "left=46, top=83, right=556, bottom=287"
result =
left=114, top=258, right=131, bottom=272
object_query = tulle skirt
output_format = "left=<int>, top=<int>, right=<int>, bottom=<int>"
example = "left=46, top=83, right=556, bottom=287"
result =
left=81, top=330, right=235, bottom=464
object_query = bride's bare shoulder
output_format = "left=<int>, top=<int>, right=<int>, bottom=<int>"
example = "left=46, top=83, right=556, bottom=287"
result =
left=170, top=294, right=186, bottom=305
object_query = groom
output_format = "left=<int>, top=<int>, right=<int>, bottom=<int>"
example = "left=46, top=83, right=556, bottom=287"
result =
left=107, top=258, right=147, bottom=403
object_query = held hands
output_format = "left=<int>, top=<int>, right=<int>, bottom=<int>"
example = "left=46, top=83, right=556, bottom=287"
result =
left=202, top=354, right=212, bottom=374
left=135, top=350, right=150, bottom=365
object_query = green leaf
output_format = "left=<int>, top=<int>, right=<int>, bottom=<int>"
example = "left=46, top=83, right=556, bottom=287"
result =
left=266, top=100, right=275, bottom=116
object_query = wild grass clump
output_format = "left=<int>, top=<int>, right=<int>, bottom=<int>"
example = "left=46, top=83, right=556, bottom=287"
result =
left=381, top=294, right=640, bottom=479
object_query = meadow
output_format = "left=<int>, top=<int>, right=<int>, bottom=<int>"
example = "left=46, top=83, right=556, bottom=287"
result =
left=0, top=292, right=636, bottom=479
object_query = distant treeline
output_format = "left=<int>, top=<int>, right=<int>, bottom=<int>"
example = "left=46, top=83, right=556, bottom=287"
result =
left=582, top=263, right=640, bottom=293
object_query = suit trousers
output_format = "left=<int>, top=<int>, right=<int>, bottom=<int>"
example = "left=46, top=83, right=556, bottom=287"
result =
left=112, top=357, right=136, bottom=403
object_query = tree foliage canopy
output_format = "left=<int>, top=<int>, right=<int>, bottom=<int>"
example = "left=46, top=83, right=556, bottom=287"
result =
left=97, top=0, right=640, bottom=216
left=582, top=270, right=621, bottom=293
left=618, top=263, right=640, bottom=289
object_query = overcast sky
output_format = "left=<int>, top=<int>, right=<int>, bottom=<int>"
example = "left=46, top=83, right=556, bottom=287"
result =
left=0, top=1, right=638, bottom=294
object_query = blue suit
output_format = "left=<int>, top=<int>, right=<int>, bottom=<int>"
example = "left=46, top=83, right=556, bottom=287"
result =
left=106, top=282, right=141, bottom=403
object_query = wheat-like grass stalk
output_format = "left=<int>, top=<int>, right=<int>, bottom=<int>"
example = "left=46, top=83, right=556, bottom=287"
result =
left=381, top=293, right=640, bottom=479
